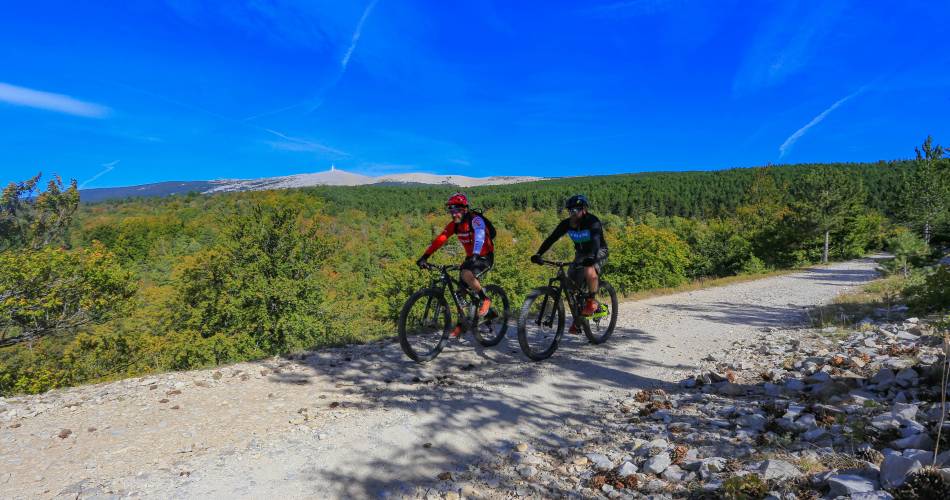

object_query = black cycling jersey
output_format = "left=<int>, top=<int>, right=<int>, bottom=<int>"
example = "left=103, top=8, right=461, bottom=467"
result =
left=536, top=213, right=607, bottom=261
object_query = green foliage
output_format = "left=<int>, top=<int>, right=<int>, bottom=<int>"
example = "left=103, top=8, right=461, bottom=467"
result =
left=721, top=473, right=769, bottom=499
left=1, top=173, right=80, bottom=251
left=907, top=266, right=950, bottom=313
left=0, top=242, right=136, bottom=346
left=0, top=337, right=71, bottom=395
left=174, top=203, right=329, bottom=356
left=605, top=224, right=690, bottom=293
left=2, top=145, right=939, bottom=396
left=882, top=229, right=929, bottom=277
left=901, top=136, right=950, bottom=244
left=843, top=210, right=890, bottom=258
left=788, top=166, right=868, bottom=263
left=690, top=220, right=758, bottom=277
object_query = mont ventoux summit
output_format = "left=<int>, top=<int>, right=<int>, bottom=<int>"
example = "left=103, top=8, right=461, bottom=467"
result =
left=78, top=166, right=543, bottom=203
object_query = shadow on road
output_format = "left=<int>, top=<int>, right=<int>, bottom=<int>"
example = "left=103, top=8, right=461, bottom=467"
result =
left=258, top=320, right=671, bottom=496
left=256, top=259, right=882, bottom=497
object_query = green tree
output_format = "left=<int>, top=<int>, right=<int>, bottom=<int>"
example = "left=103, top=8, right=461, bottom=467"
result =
left=605, top=224, right=690, bottom=293
left=901, top=136, right=949, bottom=244
left=174, top=203, right=329, bottom=355
left=790, top=167, right=867, bottom=263
left=1, top=173, right=79, bottom=251
left=1, top=174, right=133, bottom=347
left=884, top=229, right=929, bottom=277
left=0, top=242, right=136, bottom=346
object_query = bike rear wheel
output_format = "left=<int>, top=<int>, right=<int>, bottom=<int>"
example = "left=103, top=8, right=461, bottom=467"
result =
left=472, top=284, right=510, bottom=347
left=581, top=281, right=618, bottom=344
left=517, top=287, right=565, bottom=361
left=398, top=289, right=451, bottom=362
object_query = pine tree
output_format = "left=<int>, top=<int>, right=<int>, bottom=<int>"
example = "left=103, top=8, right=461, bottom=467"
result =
left=792, top=167, right=868, bottom=263
left=902, top=136, right=948, bottom=244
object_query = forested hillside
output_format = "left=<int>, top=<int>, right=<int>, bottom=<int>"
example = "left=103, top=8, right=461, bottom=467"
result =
left=2, top=140, right=948, bottom=396
left=208, top=160, right=909, bottom=218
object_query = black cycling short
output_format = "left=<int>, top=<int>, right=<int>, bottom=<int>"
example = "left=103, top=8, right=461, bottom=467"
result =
left=569, top=248, right=608, bottom=286
left=460, top=253, right=494, bottom=279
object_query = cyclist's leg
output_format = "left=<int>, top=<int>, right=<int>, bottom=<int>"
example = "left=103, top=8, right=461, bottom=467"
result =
left=459, top=261, right=482, bottom=293
left=588, top=248, right=608, bottom=293
left=565, top=261, right=585, bottom=331
left=568, top=261, right=586, bottom=291
left=462, top=255, right=494, bottom=291
left=584, top=265, right=599, bottom=294
left=462, top=255, right=493, bottom=316
left=581, top=250, right=608, bottom=316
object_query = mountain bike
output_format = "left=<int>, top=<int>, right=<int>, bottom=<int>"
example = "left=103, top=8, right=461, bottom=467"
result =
left=517, top=259, right=619, bottom=361
left=397, top=263, right=510, bottom=362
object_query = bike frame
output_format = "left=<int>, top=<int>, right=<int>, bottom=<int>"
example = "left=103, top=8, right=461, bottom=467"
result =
left=420, top=264, right=478, bottom=326
left=535, top=260, right=588, bottom=328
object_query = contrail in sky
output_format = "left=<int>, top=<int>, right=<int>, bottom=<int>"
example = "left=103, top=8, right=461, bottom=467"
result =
left=79, top=160, right=120, bottom=189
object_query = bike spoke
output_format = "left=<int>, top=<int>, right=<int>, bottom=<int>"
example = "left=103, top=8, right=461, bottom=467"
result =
left=401, top=293, right=448, bottom=359
left=520, top=290, right=561, bottom=359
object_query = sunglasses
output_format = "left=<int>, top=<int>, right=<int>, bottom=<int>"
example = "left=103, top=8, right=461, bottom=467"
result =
left=447, top=205, right=466, bottom=214
left=568, top=207, right=584, bottom=215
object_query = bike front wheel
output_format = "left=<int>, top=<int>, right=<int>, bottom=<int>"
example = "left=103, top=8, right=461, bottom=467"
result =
left=398, top=288, right=451, bottom=362
left=580, top=281, right=618, bottom=344
left=517, top=287, right=565, bottom=361
left=472, top=284, right=510, bottom=347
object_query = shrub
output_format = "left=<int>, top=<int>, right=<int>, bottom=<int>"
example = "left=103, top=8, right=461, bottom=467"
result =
left=0, top=242, right=136, bottom=346
left=908, top=265, right=950, bottom=312
left=882, top=229, right=929, bottom=277
left=173, top=204, right=329, bottom=355
left=721, top=473, right=768, bottom=499
left=605, top=224, right=690, bottom=293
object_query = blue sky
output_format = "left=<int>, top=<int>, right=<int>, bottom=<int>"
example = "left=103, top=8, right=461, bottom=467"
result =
left=2, top=1, right=949, bottom=188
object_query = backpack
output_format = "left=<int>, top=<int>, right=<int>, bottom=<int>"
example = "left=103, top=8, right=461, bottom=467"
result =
left=469, top=209, right=497, bottom=240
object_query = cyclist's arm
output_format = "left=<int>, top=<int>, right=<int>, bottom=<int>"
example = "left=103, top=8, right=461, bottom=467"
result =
left=423, top=222, right=455, bottom=257
left=472, top=215, right=487, bottom=255
left=536, top=220, right=568, bottom=256
left=589, top=219, right=605, bottom=256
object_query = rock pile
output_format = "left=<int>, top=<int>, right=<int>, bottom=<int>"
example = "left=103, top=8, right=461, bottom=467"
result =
left=409, top=316, right=950, bottom=499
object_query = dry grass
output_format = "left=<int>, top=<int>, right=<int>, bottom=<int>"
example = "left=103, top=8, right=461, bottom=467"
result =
left=794, top=456, right=828, bottom=475
left=808, top=273, right=910, bottom=328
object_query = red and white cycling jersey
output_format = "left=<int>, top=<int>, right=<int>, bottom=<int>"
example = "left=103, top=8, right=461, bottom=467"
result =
left=423, top=213, right=494, bottom=258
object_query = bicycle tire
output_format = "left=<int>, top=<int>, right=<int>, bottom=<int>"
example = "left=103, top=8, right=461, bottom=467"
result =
left=580, top=281, right=618, bottom=344
left=517, top=286, right=565, bottom=361
left=397, top=288, right=451, bottom=362
left=472, top=284, right=510, bottom=347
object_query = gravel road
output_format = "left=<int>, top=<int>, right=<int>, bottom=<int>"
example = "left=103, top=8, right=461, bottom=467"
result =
left=0, top=257, right=881, bottom=499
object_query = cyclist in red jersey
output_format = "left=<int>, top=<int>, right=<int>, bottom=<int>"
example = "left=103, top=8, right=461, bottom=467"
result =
left=417, top=193, right=494, bottom=338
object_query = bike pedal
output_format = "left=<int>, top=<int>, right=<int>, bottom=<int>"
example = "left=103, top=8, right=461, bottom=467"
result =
left=591, top=304, right=609, bottom=321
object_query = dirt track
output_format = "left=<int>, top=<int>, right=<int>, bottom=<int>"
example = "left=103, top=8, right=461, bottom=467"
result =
left=0, top=258, right=881, bottom=499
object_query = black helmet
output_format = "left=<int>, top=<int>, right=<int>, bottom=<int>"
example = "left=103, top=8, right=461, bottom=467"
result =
left=565, top=194, right=589, bottom=210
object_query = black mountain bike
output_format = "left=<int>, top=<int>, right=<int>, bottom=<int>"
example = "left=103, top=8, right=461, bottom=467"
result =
left=397, top=263, right=510, bottom=363
left=517, top=259, right=619, bottom=361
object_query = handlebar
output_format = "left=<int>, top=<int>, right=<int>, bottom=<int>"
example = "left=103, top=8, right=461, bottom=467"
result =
left=538, top=259, right=569, bottom=267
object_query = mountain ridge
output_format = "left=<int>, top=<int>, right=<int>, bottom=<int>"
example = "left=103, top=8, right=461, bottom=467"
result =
left=79, top=168, right=542, bottom=202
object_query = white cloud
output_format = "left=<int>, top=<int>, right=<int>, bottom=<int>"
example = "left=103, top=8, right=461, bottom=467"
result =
left=0, top=82, right=110, bottom=118
left=778, top=90, right=861, bottom=158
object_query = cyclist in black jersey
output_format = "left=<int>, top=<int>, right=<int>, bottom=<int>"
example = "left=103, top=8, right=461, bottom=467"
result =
left=531, top=195, right=608, bottom=327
